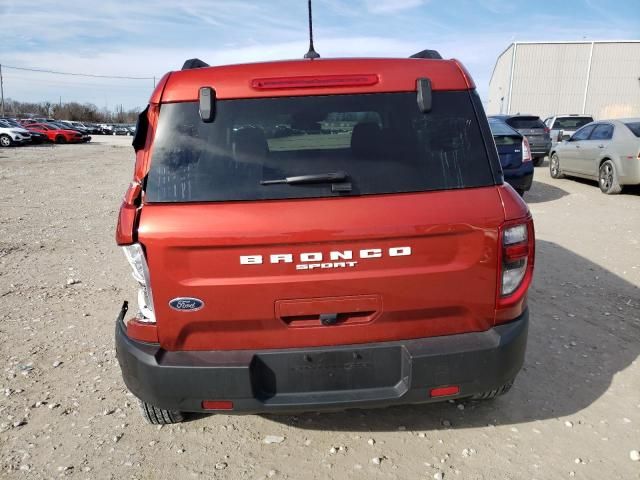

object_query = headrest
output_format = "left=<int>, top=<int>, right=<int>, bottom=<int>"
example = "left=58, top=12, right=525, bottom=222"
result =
left=233, top=127, right=268, bottom=164
left=351, top=122, right=382, bottom=158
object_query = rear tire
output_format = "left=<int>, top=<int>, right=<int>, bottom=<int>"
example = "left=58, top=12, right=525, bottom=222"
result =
left=532, top=156, right=544, bottom=167
left=471, top=380, right=514, bottom=400
left=55, top=135, right=66, bottom=144
left=0, top=134, right=12, bottom=147
left=515, top=189, right=525, bottom=197
left=549, top=153, right=564, bottom=179
left=598, top=160, right=622, bottom=194
left=138, top=399, right=185, bottom=424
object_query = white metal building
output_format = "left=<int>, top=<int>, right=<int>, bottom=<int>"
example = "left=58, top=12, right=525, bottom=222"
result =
left=487, top=40, right=640, bottom=120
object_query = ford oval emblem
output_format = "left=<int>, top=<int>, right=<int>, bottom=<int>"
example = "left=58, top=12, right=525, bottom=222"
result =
left=169, top=297, right=204, bottom=312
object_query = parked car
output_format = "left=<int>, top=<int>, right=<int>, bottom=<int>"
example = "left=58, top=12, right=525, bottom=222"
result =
left=48, top=121, right=91, bottom=143
left=544, top=115, right=594, bottom=150
left=24, top=123, right=83, bottom=144
left=98, top=124, right=115, bottom=134
left=113, top=125, right=132, bottom=136
left=549, top=118, right=640, bottom=194
left=0, top=119, right=46, bottom=144
left=490, top=114, right=551, bottom=167
left=115, top=52, right=535, bottom=424
left=0, top=120, right=32, bottom=147
left=488, top=118, right=533, bottom=196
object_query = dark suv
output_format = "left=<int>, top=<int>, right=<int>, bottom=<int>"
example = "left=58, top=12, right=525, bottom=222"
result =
left=115, top=51, right=535, bottom=424
left=491, top=115, right=551, bottom=166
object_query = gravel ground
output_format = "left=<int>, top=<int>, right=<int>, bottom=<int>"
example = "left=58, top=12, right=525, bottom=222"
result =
left=1, top=136, right=639, bottom=479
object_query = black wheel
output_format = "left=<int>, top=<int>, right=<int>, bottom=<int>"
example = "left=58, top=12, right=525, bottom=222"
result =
left=55, top=135, right=66, bottom=144
left=471, top=380, right=514, bottom=400
left=549, top=153, right=564, bottom=179
left=532, top=156, right=544, bottom=167
left=138, top=399, right=185, bottom=424
left=515, top=189, right=525, bottom=197
left=0, top=134, right=12, bottom=148
left=599, top=160, right=622, bottom=194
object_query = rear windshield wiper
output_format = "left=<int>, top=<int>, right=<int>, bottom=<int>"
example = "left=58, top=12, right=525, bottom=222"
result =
left=261, top=171, right=349, bottom=186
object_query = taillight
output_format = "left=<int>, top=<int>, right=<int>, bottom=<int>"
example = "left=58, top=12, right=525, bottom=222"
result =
left=522, top=137, right=532, bottom=163
left=496, top=219, right=535, bottom=317
left=122, top=243, right=155, bottom=323
left=544, top=127, right=550, bottom=134
left=501, top=224, right=528, bottom=296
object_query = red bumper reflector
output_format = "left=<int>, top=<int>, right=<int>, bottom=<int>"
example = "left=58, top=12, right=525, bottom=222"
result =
left=251, top=74, right=379, bottom=90
left=430, top=386, right=460, bottom=398
left=202, top=400, right=234, bottom=410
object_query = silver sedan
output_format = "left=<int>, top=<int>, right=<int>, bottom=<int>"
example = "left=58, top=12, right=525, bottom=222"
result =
left=549, top=118, right=640, bottom=194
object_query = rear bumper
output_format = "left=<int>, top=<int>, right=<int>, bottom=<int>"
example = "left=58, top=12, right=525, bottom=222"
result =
left=529, top=140, right=552, bottom=156
left=115, top=306, right=529, bottom=413
left=504, top=164, right=534, bottom=192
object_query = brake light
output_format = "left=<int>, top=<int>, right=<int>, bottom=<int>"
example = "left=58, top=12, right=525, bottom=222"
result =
left=496, top=219, right=535, bottom=318
left=522, top=137, right=532, bottom=163
left=544, top=127, right=550, bottom=134
left=251, top=74, right=379, bottom=90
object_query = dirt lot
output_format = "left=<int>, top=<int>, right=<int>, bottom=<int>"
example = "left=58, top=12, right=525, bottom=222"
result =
left=1, top=137, right=639, bottom=479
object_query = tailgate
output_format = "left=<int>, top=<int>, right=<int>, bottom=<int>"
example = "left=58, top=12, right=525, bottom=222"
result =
left=139, top=187, right=505, bottom=351
left=496, top=143, right=523, bottom=169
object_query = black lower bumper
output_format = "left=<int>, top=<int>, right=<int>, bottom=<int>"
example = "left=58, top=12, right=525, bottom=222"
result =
left=115, top=308, right=528, bottom=413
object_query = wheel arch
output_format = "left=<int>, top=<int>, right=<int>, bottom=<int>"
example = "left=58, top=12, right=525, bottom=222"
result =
left=598, top=157, right=612, bottom=169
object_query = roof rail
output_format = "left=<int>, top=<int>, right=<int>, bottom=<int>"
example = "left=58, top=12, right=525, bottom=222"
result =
left=181, top=58, right=210, bottom=70
left=410, top=50, right=443, bottom=60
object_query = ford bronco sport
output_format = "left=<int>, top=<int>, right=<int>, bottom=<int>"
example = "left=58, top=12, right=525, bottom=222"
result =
left=115, top=50, right=535, bottom=424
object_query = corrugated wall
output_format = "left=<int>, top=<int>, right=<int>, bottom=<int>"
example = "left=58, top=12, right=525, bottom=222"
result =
left=487, top=41, right=640, bottom=120
left=509, top=43, right=591, bottom=119
left=586, top=42, right=640, bottom=119
left=486, top=45, right=513, bottom=115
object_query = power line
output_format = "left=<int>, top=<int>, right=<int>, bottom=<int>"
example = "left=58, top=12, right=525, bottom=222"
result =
left=1, top=64, right=154, bottom=81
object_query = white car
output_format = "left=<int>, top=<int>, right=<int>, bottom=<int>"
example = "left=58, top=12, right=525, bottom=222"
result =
left=0, top=120, right=32, bottom=147
left=549, top=118, right=640, bottom=194
left=544, top=114, right=594, bottom=151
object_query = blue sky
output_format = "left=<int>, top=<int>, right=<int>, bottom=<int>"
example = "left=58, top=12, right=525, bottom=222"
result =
left=1, top=0, right=639, bottom=111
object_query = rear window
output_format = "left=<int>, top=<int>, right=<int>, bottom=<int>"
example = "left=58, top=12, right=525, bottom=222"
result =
left=146, top=91, right=495, bottom=203
left=505, top=116, right=545, bottom=130
left=625, top=122, right=640, bottom=138
left=489, top=120, right=520, bottom=137
left=553, top=117, right=593, bottom=130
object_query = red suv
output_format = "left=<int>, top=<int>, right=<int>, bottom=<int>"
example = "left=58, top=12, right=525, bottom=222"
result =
left=115, top=51, right=535, bottom=424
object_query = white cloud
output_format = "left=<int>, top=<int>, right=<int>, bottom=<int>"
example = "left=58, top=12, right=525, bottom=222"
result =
left=363, top=0, right=425, bottom=14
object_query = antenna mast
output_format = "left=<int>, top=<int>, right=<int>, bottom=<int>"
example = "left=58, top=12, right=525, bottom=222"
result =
left=304, top=0, right=320, bottom=59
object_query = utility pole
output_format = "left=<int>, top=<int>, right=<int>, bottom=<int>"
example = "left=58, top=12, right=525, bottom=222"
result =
left=0, top=64, right=5, bottom=117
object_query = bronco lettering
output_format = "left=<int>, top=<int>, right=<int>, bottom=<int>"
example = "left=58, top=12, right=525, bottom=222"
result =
left=240, top=247, right=411, bottom=266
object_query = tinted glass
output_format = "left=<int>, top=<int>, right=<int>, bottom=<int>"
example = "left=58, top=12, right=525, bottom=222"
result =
left=553, top=117, right=593, bottom=129
left=489, top=119, right=521, bottom=137
left=625, top=122, right=640, bottom=138
left=590, top=124, right=614, bottom=140
left=146, top=92, right=495, bottom=203
left=572, top=125, right=595, bottom=141
left=505, top=116, right=545, bottom=129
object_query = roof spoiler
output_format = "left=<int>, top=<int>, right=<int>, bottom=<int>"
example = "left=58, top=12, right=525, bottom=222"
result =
left=410, top=50, right=442, bottom=60
left=181, top=58, right=210, bottom=70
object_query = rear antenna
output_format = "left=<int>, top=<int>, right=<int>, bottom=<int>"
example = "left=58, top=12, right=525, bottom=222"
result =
left=304, top=0, right=320, bottom=59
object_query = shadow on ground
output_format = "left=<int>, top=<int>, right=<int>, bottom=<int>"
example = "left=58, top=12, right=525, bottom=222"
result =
left=558, top=175, right=640, bottom=196
left=234, top=240, right=639, bottom=431
left=525, top=181, right=569, bottom=204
